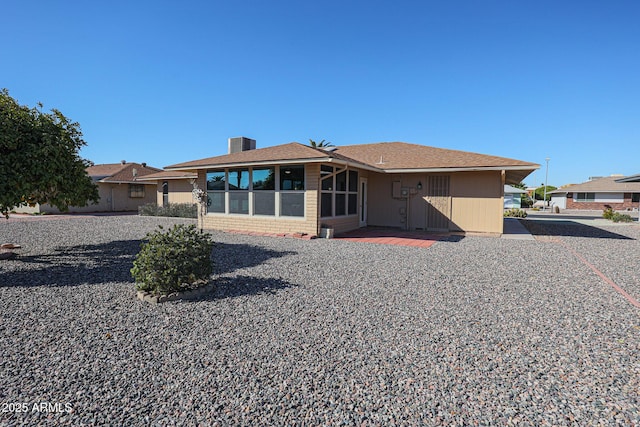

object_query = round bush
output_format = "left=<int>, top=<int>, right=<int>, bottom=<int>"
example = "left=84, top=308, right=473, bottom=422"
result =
left=131, top=224, right=214, bottom=295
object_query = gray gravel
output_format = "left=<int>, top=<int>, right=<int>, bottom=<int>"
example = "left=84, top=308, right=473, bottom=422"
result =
left=0, top=214, right=639, bottom=426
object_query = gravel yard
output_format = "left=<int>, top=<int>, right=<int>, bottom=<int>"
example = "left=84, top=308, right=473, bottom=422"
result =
left=1, top=215, right=639, bottom=426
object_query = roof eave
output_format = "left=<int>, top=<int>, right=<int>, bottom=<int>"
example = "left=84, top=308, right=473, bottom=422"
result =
left=381, top=165, right=539, bottom=174
left=97, top=180, right=156, bottom=185
left=135, top=175, right=197, bottom=182
left=165, top=156, right=378, bottom=171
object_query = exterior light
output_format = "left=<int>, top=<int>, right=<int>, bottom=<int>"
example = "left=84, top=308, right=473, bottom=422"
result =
left=417, top=181, right=422, bottom=190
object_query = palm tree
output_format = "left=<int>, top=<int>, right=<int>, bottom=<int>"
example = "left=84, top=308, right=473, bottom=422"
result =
left=309, top=139, right=334, bottom=148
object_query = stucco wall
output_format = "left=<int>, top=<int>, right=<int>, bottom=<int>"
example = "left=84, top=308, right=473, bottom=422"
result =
left=32, top=182, right=156, bottom=213
left=450, top=171, right=503, bottom=233
left=366, top=171, right=504, bottom=234
left=156, top=179, right=195, bottom=205
left=366, top=173, right=411, bottom=229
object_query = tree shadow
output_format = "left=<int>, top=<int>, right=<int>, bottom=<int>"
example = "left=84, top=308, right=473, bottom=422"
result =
left=212, top=243, right=296, bottom=275
left=191, top=275, right=298, bottom=301
left=0, top=240, right=296, bottom=288
left=522, top=219, right=635, bottom=240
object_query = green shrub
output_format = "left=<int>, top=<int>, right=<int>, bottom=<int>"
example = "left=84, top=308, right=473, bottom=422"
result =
left=602, top=207, right=615, bottom=220
left=131, top=224, right=214, bottom=295
left=603, top=208, right=633, bottom=223
left=503, top=208, right=527, bottom=218
left=138, top=203, right=197, bottom=218
left=611, top=212, right=633, bottom=223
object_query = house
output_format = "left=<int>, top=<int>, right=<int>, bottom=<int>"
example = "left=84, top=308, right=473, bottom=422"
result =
left=550, top=175, right=640, bottom=211
left=14, top=161, right=161, bottom=213
left=135, top=170, right=198, bottom=207
left=504, top=185, right=528, bottom=209
left=165, top=138, right=539, bottom=236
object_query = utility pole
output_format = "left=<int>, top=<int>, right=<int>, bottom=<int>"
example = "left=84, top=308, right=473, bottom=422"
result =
left=543, top=157, right=550, bottom=211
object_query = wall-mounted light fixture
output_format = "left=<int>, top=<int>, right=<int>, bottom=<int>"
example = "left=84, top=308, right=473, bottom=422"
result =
left=417, top=181, right=422, bottom=190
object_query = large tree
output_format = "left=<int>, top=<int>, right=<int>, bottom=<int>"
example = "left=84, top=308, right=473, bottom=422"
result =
left=0, top=89, right=99, bottom=217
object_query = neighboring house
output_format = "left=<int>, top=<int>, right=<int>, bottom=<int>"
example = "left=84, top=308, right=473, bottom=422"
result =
left=504, top=185, right=528, bottom=209
left=550, top=175, right=640, bottom=211
left=14, top=161, right=161, bottom=213
left=165, top=138, right=538, bottom=236
left=136, top=170, right=198, bottom=207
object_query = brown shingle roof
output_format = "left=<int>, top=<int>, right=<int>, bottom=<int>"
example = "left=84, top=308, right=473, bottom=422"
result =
left=165, top=141, right=538, bottom=183
left=552, top=176, right=640, bottom=193
left=334, top=142, right=537, bottom=170
left=135, top=170, right=198, bottom=181
left=87, top=163, right=162, bottom=183
left=86, top=164, right=127, bottom=178
left=166, top=143, right=332, bottom=169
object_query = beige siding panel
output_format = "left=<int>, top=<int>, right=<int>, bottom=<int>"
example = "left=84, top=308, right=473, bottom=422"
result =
left=154, top=179, right=196, bottom=205
left=450, top=171, right=503, bottom=233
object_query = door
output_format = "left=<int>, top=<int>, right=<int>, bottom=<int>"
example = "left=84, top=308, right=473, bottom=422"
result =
left=162, top=181, right=169, bottom=207
left=426, top=175, right=451, bottom=231
left=359, top=177, right=368, bottom=227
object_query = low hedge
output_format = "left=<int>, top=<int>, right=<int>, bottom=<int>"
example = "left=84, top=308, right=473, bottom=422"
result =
left=139, top=203, right=197, bottom=218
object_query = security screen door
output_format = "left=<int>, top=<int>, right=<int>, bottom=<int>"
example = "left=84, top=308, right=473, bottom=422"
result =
left=426, top=176, right=451, bottom=231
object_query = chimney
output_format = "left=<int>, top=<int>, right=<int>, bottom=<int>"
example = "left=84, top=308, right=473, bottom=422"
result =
left=228, top=137, right=256, bottom=154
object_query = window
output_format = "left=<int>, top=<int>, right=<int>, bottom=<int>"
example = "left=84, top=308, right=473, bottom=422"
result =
left=162, top=181, right=169, bottom=207
left=228, top=169, right=249, bottom=190
left=252, top=168, right=275, bottom=190
left=228, top=168, right=249, bottom=214
left=280, top=165, right=305, bottom=217
left=321, top=193, right=333, bottom=217
left=320, top=167, right=358, bottom=217
left=575, top=192, right=595, bottom=202
left=253, top=167, right=275, bottom=215
left=280, top=165, right=305, bottom=190
left=281, top=193, right=304, bottom=217
left=206, top=170, right=226, bottom=213
left=632, top=193, right=640, bottom=203
left=129, top=184, right=145, bottom=198
left=229, top=192, right=249, bottom=214
left=206, top=165, right=305, bottom=218
left=207, top=171, right=226, bottom=190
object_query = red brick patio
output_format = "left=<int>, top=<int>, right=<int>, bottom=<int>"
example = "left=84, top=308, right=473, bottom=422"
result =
left=334, top=228, right=446, bottom=248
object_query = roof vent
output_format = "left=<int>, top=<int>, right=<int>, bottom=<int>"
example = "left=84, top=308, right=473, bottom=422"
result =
left=142, top=162, right=147, bottom=167
left=228, top=137, right=256, bottom=154
left=121, top=160, right=127, bottom=165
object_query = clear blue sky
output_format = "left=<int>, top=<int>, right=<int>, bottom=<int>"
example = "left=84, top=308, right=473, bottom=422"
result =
left=3, top=1, right=639, bottom=187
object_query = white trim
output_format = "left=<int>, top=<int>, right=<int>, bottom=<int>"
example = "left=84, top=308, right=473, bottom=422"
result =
left=135, top=176, right=196, bottom=182
left=98, top=180, right=157, bottom=185
left=382, top=165, right=538, bottom=174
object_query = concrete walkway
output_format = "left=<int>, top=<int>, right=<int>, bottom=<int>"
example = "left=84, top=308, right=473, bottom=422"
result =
left=502, top=218, right=535, bottom=240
